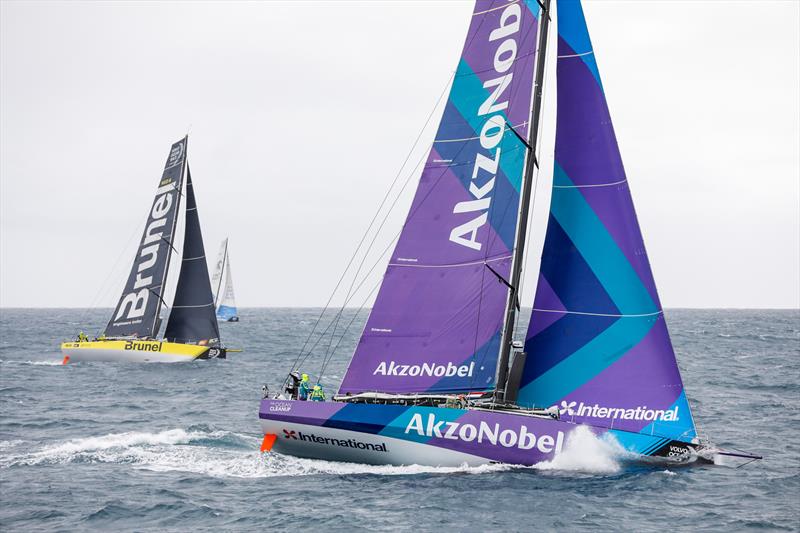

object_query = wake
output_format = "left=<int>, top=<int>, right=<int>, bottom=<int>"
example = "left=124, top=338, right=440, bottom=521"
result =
left=0, top=428, right=512, bottom=478
left=0, top=359, right=62, bottom=366
left=0, top=425, right=676, bottom=478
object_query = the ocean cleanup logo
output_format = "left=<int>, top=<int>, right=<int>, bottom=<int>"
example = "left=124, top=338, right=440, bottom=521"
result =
left=558, top=400, right=680, bottom=422
left=449, top=2, right=522, bottom=251
left=405, top=413, right=564, bottom=454
left=286, top=430, right=388, bottom=453
left=269, top=402, right=292, bottom=413
left=373, top=361, right=474, bottom=378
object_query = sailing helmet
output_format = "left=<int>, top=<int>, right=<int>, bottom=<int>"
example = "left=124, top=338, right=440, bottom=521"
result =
left=301, top=373, right=309, bottom=381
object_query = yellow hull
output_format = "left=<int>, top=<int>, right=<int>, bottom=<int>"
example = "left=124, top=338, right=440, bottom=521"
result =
left=60, top=339, right=211, bottom=363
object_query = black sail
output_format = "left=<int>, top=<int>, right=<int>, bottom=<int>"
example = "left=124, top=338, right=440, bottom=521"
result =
left=163, top=168, right=221, bottom=345
left=105, top=137, right=187, bottom=338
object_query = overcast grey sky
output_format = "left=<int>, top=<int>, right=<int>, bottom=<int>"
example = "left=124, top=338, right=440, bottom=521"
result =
left=1, top=0, right=798, bottom=309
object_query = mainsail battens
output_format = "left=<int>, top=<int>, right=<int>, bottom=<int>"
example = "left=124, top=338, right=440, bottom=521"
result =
left=552, top=178, right=627, bottom=189
left=388, top=255, right=512, bottom=269
left=518, top=0, right=696, bottom=442
left=532, top=308, right=663, bottom=318
left=104, top=137, right=187, bottom=339
left=434, top=122, right=529, bottom=143
left=338, top=0, right=541, bottom=395
left=557, top=50, right=593, bottom=58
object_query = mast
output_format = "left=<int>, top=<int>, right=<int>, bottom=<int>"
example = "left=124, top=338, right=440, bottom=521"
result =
left=495, top=0, right=552, bottom=403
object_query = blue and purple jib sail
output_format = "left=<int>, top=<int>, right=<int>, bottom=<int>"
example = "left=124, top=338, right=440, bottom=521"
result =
left=339, top=0, right=542, bottom=395
left=518, top=0, right=697, bottom=443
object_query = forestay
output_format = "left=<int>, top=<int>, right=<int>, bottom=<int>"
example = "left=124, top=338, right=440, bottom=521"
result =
left=518, top=0, right=696, bottom=443
left=339, top=0, right=542, bottom=394
left=105, top=137, right=187, bottom=338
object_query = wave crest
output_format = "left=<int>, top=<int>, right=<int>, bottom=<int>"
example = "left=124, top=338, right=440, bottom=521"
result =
left=533, top=425, right=631, bottom=474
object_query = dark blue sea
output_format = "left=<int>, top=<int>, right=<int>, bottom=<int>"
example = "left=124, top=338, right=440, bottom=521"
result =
left=1, top=308, right=798, bottom=531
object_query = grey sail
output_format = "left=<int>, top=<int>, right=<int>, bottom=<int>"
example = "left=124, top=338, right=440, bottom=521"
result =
left=163, top=168, right=221, bottom=345
left=105, top=137, right=187, bottom=338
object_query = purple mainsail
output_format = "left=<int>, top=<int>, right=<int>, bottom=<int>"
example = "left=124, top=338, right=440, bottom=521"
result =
left=339, top=1, right=542, bottom=394
left=518, top=0, right=697, bottom=443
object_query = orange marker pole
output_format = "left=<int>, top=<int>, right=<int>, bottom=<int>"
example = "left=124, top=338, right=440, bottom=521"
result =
left=61, top=355, right=70, bottom=365
left=260, top=434, right=277, bottom=453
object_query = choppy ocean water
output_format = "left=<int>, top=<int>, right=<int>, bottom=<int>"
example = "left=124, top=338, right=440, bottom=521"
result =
left=0, top=308, right=798, bottom=531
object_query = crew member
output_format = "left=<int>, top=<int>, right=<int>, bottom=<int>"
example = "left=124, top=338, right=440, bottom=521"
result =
left=77, top=331, right=88, bottom=342
left=310, top=384, right=326, bottom=402
left=298, top=373, right=311, bottom=401
left=284, top=371, right=301, bottom=400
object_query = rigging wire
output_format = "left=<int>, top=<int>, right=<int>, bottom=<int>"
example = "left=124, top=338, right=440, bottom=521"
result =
left=295, top=7, right=543, bottom=387
left=77, top=208, right=153, bottom=338
left=316, top=279, right=382, bottom=385
left=318, top=10, right=542, bottom=387
left=294, top=8, right=499, bottom=384
left=322, top=153, right=426, bottom=364
left=285, top=71, right=456, bottom=383
left=294, top=221, right=403, bottom=373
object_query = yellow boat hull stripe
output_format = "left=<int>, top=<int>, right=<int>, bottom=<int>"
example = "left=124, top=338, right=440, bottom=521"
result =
left=60, top=340, right=209, bottom=363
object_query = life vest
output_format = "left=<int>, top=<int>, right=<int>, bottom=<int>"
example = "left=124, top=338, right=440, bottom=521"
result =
left=310, top=386, right=325, bottom=401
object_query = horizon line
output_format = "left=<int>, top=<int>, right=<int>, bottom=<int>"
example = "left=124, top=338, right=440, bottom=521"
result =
left=0, top=306, right=798, bottom=311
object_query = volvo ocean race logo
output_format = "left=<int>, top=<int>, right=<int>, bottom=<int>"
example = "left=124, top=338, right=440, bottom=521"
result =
left=449, top=2, right=521, bottom=251
left=164, top=142, right=184, bottom=169
left=558, top=400, right=680, bottom=422
left=373, top=361, right=475, bottom=378
left=405, top=413, right=564, bottom=454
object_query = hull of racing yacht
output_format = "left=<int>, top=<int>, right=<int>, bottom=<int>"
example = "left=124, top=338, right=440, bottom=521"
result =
left=258, top=399, right=699, bottom=467
left=60, top=339, right=220, bottom=363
